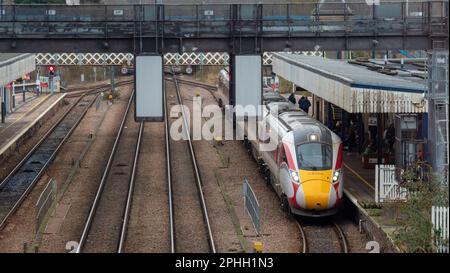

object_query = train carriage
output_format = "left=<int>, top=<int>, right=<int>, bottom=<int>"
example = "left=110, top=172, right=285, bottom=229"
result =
left=218, top=68, right=343, bottom=217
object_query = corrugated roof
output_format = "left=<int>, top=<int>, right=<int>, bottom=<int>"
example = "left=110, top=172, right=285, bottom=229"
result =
left=0, top=53, right=33, bottom=66
left=275, top=53, right=426, bottom=93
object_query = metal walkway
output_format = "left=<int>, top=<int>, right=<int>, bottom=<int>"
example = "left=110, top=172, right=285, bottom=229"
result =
left=0, top=1, right=448, bottom=53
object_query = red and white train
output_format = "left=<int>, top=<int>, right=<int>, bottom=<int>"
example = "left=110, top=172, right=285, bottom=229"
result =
left=218, top=68, right=344, bottom=217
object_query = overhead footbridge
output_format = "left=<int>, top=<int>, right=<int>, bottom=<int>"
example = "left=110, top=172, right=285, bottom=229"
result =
left=0, top=1, right=448, bottom=53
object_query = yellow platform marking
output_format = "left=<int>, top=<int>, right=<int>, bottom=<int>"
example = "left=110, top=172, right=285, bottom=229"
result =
left=343, top=163, right=375, bottom=191
left=0, top=95, right=50, bottom=135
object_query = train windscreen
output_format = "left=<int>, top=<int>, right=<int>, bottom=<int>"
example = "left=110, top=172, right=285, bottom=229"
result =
left=296, top=143, right=332, bottom=171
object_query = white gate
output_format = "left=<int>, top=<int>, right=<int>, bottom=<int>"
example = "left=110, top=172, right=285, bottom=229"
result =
left=375, top=164, right=408, bottom=203
left=432, top=206, right=449, bottom=253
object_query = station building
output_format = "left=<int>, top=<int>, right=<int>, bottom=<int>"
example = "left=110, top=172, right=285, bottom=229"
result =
left=0, top=53, right=36, bottom=119
left=272, top=52, right=429, bottom=176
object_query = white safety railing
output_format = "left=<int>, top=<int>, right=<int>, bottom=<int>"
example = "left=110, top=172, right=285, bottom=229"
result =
left=375, top=164, right=408, bottom=203
left=432, top=206, right=449, bottom=253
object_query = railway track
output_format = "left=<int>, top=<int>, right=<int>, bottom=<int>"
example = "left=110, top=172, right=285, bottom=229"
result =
left=75, top=90, right=144, bottom=253
left=296, top=219, right=349, bottom=253
left=64, top=79, right=134, bottom=98
left=165, top=71, right=216, bottom=253
left=0, top=92, right=99, bottom=230
left=167, top=77, right=217, bottom=91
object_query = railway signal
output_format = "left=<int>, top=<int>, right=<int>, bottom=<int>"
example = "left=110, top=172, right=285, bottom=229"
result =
left=47, top=65, right=56, bottom=76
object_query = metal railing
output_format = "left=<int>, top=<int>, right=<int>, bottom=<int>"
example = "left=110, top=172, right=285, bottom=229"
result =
left=243, top=179, right=260, bottom=235
left=0, top=2, right=447, bottom=39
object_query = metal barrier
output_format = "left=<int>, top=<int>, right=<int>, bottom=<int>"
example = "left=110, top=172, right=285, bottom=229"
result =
left=35, top=178, right=57, bottom=234
left=243, top=179, right=260, bottom=235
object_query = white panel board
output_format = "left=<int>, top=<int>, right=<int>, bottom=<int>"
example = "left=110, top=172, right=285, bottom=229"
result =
left=135, top=55, right=164, bottom=121
left=234, top=55, right=262, bottom=118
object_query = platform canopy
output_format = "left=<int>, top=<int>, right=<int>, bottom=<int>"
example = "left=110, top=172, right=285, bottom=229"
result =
left=272, top=53, right=428, bottom=113
left=0, top=53, right=36, bottom=87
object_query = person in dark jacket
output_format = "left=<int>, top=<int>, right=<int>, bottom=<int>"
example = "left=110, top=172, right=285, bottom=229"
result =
left=298, top=96, right=305, bottom=110
left=299, top=96, right=311, bottom=113
left=288, top=93, right=296, bottom=104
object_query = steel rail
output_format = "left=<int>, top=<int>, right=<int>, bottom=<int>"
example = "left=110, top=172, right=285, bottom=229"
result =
left=333, top=221, right=349, bottom=253
left=295, top=220, right=308, bottom=254
left=117, top=121, right=144, bottom=253
left=164, top=81, right=176, bottom=254
left=171, top=70, right=216, bottom=253
left=0, top=92, right=99, bottom=230
left=76, top=90, right=135, bottom=253
left=166, top=77, right=217, bottom=91
left=65, top=80, right=134, bottom=98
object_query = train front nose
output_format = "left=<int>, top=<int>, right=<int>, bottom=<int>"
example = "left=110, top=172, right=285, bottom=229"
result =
left=294, top=169, right=336, bottom=211
left=298, top=180, right=333, bottom=210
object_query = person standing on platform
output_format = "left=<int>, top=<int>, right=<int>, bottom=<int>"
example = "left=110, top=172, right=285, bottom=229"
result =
left=288, top=93, right=296, bottom=107
left=298, top=96, right=305, bottom=111
left=299, top=96, right=311, bottom=114
left=346, top=125, right=356, bottom=155
left=384, top=123, right=396, bottom=153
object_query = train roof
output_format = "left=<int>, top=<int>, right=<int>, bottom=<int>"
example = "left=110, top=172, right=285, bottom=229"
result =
left=266, top=101, right=335, bottom=143
left=263, top=92, right=288, bottom=104
left=278, top=111, right=334, bottom=144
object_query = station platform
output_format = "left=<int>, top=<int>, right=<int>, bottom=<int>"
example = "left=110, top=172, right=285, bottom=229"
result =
left=343, top=152, right=375, bottom=203
left=342, top=152, right=402, bottom=252
left=0, top=93, right=66, bottom=161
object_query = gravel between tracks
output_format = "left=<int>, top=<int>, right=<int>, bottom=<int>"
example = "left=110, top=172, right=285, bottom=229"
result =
left=124, top=122, right=171, bottom=253
left=166, top=80, right=211, bottom=253
left=0, top=86, right=133, bottom=253
left=37, top=86, right=133, bottom=253
left=176, top=75, right=301, bottom=253
left=81, top=101, right=140, bottom=253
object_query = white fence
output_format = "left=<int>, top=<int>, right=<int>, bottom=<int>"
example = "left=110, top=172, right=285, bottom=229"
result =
left=432, top=206, right=449, bottom=253
left=375, top=164, right=408, bottom=203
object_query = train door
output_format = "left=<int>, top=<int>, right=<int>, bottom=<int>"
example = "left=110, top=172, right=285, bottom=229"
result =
left=270, top=142, right=285, bottom=196
left=260, top=118, right=278, bottom=171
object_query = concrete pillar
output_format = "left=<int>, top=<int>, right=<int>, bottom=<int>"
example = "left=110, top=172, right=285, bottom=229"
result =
left=8, top=87, right=13, bottom=112
left=3, top=86, right=10, bottom=114
left=1, top=86, right=5, bottom=123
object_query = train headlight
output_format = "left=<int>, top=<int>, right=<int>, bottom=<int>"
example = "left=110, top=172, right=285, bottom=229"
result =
left=332, top=170, right=341, bottom=184
left=290, top=170, right=300, bottom=183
